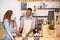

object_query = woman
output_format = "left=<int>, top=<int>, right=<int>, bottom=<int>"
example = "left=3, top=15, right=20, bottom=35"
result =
left=3, top=10, right=14, bottom=40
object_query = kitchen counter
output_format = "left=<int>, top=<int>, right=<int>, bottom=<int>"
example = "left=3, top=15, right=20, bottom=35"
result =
left=15, top=36, right=60, bottom=40
left=14, top=24, right=58, bottom=40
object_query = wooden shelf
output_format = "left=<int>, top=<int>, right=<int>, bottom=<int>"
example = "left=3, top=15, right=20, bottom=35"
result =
left=38, top=8, right=60, bottom=10
left=33, top=16, right=48, bottom=18
left=20, top=16, right=48, bottom=18
left=17, top=0, right=60, bottom=2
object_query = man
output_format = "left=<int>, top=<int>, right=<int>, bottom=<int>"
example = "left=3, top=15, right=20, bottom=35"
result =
left=18, top=8, right=36, bottom=37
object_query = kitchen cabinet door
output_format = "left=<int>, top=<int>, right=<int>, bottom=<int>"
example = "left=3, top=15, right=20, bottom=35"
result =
left=56, top=24, right=60, bottom=36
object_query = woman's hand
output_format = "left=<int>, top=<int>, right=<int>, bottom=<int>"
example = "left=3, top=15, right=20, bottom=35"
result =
left=11, top=37, right=14, bottom=40
left=12, top=38, right=14, bottom=40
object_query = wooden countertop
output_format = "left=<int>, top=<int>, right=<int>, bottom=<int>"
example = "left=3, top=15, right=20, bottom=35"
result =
left=14, top=24, right=60, bottom=40
left=15, top=36, right=60, bottom=40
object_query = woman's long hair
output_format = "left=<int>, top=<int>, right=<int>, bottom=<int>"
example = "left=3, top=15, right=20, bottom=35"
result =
left=3, top=10, right=13, bottom=22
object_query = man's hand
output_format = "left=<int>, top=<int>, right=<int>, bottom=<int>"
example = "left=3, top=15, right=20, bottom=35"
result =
left=26, top=29, right=33, bottom=37
left=26, top=33, right=29, bottom=37
left=17, top=33, right=22, bottom=36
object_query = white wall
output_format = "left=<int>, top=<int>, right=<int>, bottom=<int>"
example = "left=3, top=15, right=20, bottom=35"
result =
left=0, top=0, right=21, bottom=29
left=21, top=2, right=60, bottom=21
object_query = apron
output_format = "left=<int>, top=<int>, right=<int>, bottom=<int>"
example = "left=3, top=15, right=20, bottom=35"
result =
left=22, top=20, right=33, bottom=36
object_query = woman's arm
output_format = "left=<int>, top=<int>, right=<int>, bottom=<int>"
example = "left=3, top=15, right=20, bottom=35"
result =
left=4, top=19, right=14, bottom=40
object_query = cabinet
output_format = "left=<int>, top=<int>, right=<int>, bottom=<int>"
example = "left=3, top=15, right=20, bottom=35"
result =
left=56, top=24, right=60, bottom=36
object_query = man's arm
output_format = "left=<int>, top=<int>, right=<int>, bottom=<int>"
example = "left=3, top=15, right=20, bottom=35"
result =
left=17, top=27, right=23, bottom=36
left=17, top=18, right=24, bottom=36
left=26, top=18, right=36, bottom=37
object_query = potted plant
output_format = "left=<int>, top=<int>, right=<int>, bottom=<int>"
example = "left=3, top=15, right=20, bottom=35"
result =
left=33, top=5, right=36, bottom=12
left=32, top=5, right=37, bottom=16
left=48, top=24, right=55, bottom=35
left=49, top=24, right=54, bottom=30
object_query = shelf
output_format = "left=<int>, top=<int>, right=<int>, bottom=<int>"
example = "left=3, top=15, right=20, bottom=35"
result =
left=20, top=16, right=48, bottom=18
left=33, top=16, right=48, bottom=18
left=38, top=8, right=60, bottom=10
left=17, top=0, right=60, bottom=2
